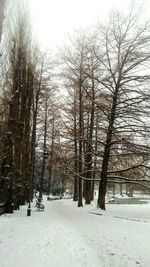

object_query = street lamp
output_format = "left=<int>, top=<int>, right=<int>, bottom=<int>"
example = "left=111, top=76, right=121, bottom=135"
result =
left=27, top=201, right=31, bottom=216
left=27, top=172, right=32, bottom=216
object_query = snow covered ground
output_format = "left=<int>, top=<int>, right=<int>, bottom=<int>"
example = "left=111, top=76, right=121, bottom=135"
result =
left=0, top=197, right=150, bottom=267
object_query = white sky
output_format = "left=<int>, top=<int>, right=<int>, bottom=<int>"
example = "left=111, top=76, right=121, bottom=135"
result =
left=30, top=0, right=150, bottom=50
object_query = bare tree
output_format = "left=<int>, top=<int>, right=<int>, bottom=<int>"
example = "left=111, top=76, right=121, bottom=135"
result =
left=94, top=9, right=150, bottom=209
left=62, top=33, right=92, bottom=207
left=0, top=1, right=36, bottom=212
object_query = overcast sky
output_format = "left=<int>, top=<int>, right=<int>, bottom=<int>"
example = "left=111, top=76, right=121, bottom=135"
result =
left=30, top=0, right=150, bottom=49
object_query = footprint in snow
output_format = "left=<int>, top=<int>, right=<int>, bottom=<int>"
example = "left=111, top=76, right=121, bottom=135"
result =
left=109, top=253, right=115, bottom=256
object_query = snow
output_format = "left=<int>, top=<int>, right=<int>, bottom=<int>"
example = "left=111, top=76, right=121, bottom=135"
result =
left=0, top=198, right=150, bottom=267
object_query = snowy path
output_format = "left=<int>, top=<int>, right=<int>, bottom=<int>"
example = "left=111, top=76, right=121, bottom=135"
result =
left=0, top=199, right=150, bottom=267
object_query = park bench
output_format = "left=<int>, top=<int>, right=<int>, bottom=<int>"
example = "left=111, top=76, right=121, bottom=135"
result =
left=35, top=200, right=45, bottom=211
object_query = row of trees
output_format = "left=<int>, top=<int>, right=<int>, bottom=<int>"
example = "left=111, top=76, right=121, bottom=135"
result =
left=1, top=1, right=150, bottom=213
left=61, top=7, right=150, bottom=209
left=0, top=1, right=60, bottom=213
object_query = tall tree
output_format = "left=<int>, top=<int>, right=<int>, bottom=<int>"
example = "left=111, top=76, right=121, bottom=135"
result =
left=95, top=10, right=150, bottom=209
left=0, top=1, right=36, bottom=212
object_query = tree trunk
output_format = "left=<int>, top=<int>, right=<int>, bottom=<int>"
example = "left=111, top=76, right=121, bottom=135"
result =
left=47, top=114, right=55, bottom=196
left=73, top=94, right=78, bottom=201
left=91, top=111, right=98, bottom=200
left=1, top=132, right=14, bottom=213
left=78, top=78, right=83, bottom=207
left=97, top=86, right=119, bottom=209
left=85, top=72, right=95, bottom=204
left=39, top=97, right=48, bottom=201
left=21, top=67, right=33, bottom=204
left=30, top=61, right=43, bottom=199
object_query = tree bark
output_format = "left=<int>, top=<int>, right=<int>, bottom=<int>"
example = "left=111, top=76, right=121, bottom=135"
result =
left=97, top=86, right=119, bottom=209
left=30, top=61, right=43, bottom=199
left=73, top=92, right=78, bottom=201
left=47, top=114, right=55, bottom=196
left=78, top=78, right=83, bottom=207
left=39, top=97, right=48, bottom=201
left=85, top=72, right=95, bottom=204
